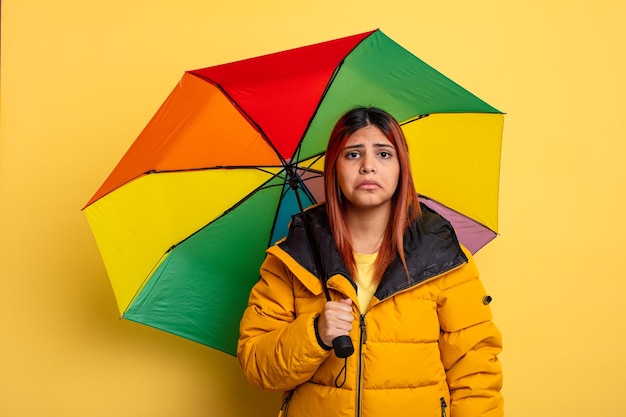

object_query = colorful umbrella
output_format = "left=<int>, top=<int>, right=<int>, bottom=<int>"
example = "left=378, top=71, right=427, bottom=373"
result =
left=83, top=29, right=504, bottom=356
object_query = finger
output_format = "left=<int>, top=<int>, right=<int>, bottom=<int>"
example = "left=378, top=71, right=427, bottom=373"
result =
left=318, top=319, right=352, bottom=345
left=323, top=302, right=354, bottom=322
left=329, top=299, right=353, bottom=314
left=318, top=303, right=354, bottom=343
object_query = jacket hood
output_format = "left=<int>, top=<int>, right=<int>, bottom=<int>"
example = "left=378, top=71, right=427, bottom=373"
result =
left=278, top=202, right=467, bottom=301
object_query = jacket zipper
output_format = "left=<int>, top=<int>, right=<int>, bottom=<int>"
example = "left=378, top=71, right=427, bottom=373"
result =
left=440, top=397, right=447, bottom=417
left=356, top=314, right=367, bottom=417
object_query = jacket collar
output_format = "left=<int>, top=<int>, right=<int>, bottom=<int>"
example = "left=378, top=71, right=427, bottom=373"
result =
left=278, top=203, right=467, bottom=301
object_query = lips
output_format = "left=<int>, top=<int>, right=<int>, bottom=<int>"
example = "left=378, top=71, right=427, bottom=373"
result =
left=357, top=180, right=381, bottom=190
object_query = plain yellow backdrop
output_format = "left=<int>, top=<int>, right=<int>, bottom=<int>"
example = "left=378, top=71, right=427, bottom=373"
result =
left=1, top=0, right=625, bottom=416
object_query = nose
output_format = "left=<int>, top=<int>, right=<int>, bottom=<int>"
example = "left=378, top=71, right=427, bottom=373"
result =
left=360, top=154, right=376, bottom=174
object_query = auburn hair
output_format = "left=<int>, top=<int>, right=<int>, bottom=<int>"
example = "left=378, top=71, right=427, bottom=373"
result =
left=323, top=107, right=420, bottom=283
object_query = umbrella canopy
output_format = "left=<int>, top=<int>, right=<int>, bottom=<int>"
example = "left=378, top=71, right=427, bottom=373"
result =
left=83, top=29, right=504, bottom=356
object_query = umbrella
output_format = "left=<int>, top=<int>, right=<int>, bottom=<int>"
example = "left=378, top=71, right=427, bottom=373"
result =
left=83, top=29, right=504, bottom=356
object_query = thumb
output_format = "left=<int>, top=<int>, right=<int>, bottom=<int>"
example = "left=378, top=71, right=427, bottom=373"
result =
left=338, top=298, right=353, bottom=306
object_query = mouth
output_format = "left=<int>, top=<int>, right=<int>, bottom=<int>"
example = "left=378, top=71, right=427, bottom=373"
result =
left=357, top=180, right=381, bottom=190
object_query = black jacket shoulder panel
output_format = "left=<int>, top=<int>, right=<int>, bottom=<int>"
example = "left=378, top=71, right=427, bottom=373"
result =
left=278, top=205, right=351, bottom=282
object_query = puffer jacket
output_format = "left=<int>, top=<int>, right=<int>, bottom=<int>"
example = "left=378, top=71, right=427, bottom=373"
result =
left=238, top=204, right=503, bottom=417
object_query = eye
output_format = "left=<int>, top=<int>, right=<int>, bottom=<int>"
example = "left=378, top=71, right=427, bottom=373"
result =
left=378, top=151, right=393, bottom=159
left=345, top=151, right=360, bottom=160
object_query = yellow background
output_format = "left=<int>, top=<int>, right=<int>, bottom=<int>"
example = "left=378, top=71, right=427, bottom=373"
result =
left=1, top=0, right=624, bottom=416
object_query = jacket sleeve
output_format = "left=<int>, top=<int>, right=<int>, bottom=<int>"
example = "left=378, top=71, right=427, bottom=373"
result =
left=237, top=252, right=331, bottom=391
left=437, top=252, right=504, bottom=417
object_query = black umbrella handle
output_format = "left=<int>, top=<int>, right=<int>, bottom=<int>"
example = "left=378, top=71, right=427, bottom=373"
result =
left=332, top=335, right=354, bottom=358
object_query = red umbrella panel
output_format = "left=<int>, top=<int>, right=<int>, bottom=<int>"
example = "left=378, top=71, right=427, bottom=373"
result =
left=83, top=29, right=504, bottom=355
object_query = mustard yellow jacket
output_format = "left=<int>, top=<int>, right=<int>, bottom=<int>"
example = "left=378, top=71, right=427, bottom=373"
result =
left=238, top=204, right=503, bottom=417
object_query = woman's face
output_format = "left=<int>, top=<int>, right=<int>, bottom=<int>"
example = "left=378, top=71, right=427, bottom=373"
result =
left=336, top=125, right=400, bottom=214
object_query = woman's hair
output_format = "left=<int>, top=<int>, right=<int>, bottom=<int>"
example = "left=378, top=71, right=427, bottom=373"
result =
left=324, top=107, right=420, bottom=282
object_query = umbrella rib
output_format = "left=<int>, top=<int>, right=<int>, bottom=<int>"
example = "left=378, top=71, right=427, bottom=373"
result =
left=263, top=154, right=327, bottom=249
left=295, top=154, right=325, bottom=203
left=290, top=31, right=377, bottom=163
left=187, top=72, right=289, bottom=167
left=399, top=113, right=430, bottom=126
left=162, top=171, right=286, bottom=254
left=145, top=165, right=283, bottom=175
left=85, top=167, right=285, bottom=209
left=266, top=175, right=291, bottom=248
left=299, top=153, right=324, bottom=173
left=418, top=194, right=497, bottom=234
left=399, top=110, right=505, bottom=128
left=124, top=250, right=170, bottom=316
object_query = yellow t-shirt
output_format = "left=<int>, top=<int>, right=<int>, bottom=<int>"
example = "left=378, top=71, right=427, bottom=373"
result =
left=354, top=251, right=378, bottom=311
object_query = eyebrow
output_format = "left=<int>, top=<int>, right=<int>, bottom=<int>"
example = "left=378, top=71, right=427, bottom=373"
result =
left=344, top=143, right=396, bottom=150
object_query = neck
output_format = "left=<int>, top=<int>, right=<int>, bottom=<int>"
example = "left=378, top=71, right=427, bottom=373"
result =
left=345, top=203, right=391, bottom=254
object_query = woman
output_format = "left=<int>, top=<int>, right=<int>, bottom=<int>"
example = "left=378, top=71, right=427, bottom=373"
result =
left=238, top=107, right=503, bottom=417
